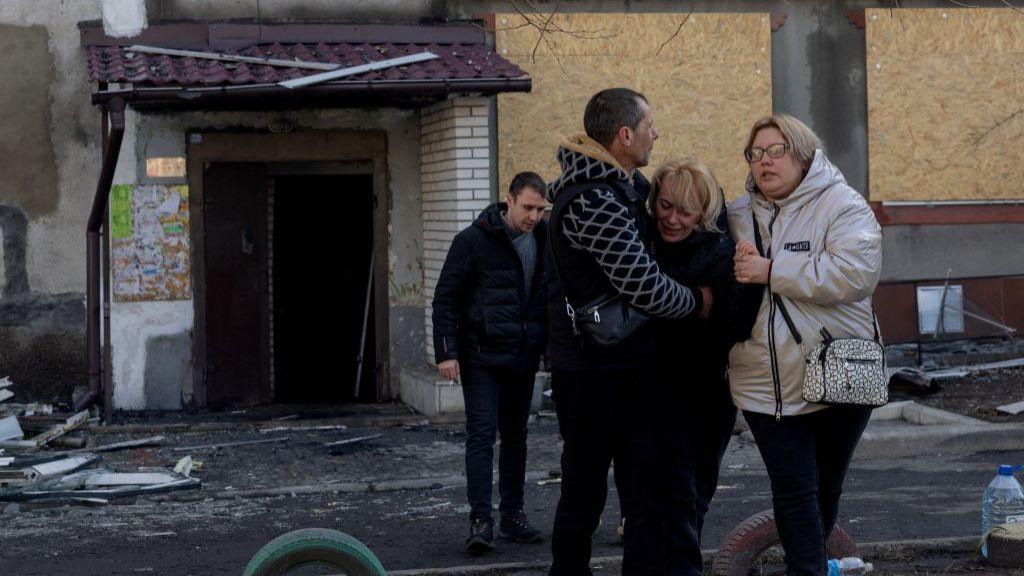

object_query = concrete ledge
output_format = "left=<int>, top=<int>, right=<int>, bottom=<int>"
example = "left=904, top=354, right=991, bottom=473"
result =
left=399, top=367, right=465, bottom=417
left=871, top=400, right=987, bottom=426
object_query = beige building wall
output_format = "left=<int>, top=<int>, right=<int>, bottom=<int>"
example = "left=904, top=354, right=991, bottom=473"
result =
left=495, top=12, right=773, bottom=200
left=867, top=8, right=1024, bottom=202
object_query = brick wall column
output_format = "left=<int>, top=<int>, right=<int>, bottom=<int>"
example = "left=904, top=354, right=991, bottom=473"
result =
left=420, top=97, right=492, bottom=364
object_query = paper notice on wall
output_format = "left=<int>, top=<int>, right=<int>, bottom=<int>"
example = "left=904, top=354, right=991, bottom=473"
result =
left=111, top=185, right=192, bottom=301
left=110, top=185, right=133, bottom=239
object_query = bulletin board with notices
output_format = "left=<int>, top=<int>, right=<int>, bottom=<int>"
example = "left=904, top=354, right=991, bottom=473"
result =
left=110, top=184, right=193, bottom=301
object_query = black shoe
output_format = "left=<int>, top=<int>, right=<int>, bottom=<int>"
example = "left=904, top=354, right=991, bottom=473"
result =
left=466, top=518, right=494, bottom=554
left=499, top=510, right=543, bottom=543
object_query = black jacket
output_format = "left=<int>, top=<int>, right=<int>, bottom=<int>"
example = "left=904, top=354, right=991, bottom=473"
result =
left=431, top=203, right=548, bottom=371
left=651, top=229, right=760, bottom=399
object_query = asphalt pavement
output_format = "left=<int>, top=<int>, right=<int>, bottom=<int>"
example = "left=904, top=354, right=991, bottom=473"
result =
left=0, top=403, right=1021, bottom=575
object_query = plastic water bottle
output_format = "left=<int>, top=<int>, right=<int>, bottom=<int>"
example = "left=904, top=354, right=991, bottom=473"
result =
left=826, top=557, right=873, bottom=576
left=981, top=464, right=1024, bottom=558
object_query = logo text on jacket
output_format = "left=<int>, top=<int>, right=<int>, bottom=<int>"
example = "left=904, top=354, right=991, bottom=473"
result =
left=784, top=241, right=811, bottom=252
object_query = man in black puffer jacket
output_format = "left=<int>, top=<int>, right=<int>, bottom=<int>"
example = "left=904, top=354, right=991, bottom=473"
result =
left=432, top=172, right=549, bottom=554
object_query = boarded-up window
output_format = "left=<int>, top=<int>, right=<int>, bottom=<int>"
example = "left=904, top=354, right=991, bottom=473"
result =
left=867, top=8, right=1024, bottom=202
left=495, top=12, right=772, bottom=200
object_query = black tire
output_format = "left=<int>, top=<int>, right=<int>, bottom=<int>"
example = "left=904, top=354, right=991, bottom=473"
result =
left=711, top=509, right=857, bottom=576
left=243, top=528, right=387, bottom=576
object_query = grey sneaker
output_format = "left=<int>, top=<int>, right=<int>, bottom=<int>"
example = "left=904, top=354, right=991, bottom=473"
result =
left=499, top=510, right=543, bottom=543
left=466, top=518, right=494, bottom=554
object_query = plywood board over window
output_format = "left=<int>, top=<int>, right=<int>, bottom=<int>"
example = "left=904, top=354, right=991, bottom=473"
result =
left=867, top=8, right=1024, bottom=202
left=495, top=12, right=772, bottom=200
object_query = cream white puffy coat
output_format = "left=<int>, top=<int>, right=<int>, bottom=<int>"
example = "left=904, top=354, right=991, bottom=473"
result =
left=727, top=150, right=882, bottom=417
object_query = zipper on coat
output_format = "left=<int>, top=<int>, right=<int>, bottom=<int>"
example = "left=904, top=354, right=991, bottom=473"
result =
left=764, top=204, right=784, bottom=420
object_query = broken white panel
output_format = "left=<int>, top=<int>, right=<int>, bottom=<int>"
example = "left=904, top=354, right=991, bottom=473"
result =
left=0, top=416, right=23, bottom=442
left=0, top=390, right=12, bottom=404
left=917, top=285, right=965, bottom=335
left=997, top=399, right=1024, bottom=415
left=102, top=0, right=147, bottom=37
left=0, top=376, right=11, bottom=388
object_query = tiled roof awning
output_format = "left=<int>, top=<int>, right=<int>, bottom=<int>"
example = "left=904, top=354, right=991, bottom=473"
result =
left=80, top=22, right=531, bottom=109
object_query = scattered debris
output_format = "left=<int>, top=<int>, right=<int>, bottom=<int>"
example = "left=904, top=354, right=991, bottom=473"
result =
left=325, top=434, right=382, bottom=448
left=11, top=468, right=199, bottom=501
left=326, top=434, right=382, bottom=455
left=0, top=415, right=24, bottom=442
left=173, top=456, right=193, bottom=477
left=274, top=414, right=300, bottom=421
left=259, top=424, right=348, bottom=434
left=997, top=400, right=1024, bottom=415
left=0, top=410, right=90, bottom=452
left=68, top=435, right=164, bottom=454
left=537, top=477, right=562, bottom=486
left=0, top=454, right=102, bottom=493
left=171, top=436, right=289, bottom=452
left=0, top=376, right=12, bottom=404
left=128, top=45, right=341, bottom=71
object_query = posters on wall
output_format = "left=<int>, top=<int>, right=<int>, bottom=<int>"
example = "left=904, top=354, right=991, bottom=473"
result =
left=110, top=184, right=192, bottom=301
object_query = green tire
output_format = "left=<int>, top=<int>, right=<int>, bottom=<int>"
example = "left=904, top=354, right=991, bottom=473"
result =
left=243, top=528, right=387, bottom=576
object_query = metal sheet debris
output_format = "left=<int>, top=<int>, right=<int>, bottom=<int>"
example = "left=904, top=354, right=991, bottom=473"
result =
left=325, top=434, right=382, bottom=448
left=997, top=400, right=1024, bottom=415
left=259, top=425, right=347, bottom=434
left=0, top=416, right=24, bottom=442
left=171, top=436, right=289, bottom=452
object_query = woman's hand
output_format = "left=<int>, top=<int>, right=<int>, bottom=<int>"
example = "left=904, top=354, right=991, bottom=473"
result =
left=735, top=240, right=771, bottom=284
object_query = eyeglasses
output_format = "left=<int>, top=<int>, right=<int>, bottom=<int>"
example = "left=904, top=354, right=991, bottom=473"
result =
left=745, top=142, right=789, bottom=163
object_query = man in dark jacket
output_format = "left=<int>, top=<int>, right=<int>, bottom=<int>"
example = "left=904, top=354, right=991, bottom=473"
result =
left=432, top=172, right=549, bottom=554
left=546, top=88, right=711, bottom=576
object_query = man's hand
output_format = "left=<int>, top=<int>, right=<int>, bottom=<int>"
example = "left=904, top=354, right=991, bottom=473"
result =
left=438, top=359, right=460, bottom=382
left=698, top=286, right=713, bottom=319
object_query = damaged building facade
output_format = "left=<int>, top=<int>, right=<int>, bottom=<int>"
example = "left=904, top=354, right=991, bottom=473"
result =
left=0, top=0, right=1022, bottom=415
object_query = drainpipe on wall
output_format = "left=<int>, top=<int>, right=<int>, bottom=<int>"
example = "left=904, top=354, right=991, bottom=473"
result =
left=77, top=97, right=126, bottom=415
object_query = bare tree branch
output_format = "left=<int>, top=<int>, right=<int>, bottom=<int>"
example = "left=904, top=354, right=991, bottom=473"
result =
left=999, top=0, right=1024, bottom=16
left=970, top=107, right=1024, bottom=150
left=656, top=2, right=695, bottom=56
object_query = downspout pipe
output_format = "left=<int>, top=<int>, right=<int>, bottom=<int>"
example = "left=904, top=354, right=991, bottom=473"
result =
left=77, top=97, right=126, bottom=412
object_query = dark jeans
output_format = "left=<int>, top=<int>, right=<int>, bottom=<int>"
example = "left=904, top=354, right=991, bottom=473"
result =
left=549, top=368, right=666, bottom=576
left=462, top=364, right=537, bottom=521
left=682, top=387, right=737, bottom=541
left=744, top=406, right=872, bottom=576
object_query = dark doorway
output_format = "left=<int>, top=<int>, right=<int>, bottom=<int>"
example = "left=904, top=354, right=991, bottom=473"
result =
left=203, top=163, right=268, bottom=406
left=272, top=173, right=376, bottom=403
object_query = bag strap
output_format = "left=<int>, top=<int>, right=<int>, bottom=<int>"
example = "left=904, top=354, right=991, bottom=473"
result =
left=752, top=211, right=804, bottom=345
left=752, top=211, right=882, bottom=346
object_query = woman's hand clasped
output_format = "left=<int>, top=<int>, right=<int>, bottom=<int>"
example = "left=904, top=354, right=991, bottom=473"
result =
left=734, top=240, right=771, bottom=285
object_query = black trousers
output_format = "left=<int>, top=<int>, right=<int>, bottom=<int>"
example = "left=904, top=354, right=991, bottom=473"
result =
left=461, top=364, right=537, bottom=521
left=549, top=368, right=671, bottom=576
left=744, top=406, right=872, bottom=576
left=632, top=378, right=735, bottom=576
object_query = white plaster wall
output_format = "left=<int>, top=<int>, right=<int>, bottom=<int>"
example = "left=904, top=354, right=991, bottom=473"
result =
left=101, top=0, right=146, bottom=37
left=110, top=301, right=193, bottom=409
left=0, top=1, right=104, bottom=295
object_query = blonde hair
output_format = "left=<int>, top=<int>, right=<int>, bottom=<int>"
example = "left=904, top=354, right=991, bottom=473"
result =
left=744, top=113, right=823, bottom=169
left=649, top=159, right=724, bottom=233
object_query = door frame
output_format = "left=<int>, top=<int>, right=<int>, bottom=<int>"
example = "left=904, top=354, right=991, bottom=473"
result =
left=187, top=131, right=390, bottom=408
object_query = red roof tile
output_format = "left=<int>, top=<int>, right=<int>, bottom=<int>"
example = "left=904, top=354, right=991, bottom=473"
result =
left=85, top=42, right=527, bottom=87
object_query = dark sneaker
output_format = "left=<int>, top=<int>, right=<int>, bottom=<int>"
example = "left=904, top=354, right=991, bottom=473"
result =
left=466, top=518, right=495, bottom=554
left=499, top=510, right=543, bottom=543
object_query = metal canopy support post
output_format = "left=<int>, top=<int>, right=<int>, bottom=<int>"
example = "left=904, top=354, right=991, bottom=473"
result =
left=77, top=97, right=127, bottom=415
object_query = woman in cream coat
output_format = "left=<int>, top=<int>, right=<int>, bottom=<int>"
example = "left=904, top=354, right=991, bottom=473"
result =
left=728, top=114, right=882, bottom=576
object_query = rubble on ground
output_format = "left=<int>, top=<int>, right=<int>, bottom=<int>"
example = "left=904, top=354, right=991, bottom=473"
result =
left=0, top=377, right=199, bottom=504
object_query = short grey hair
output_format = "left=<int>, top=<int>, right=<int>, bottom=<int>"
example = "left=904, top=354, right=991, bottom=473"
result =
left=584, top=88, right=648, bottom=150
left=744, top=114, right=822, bottom=169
